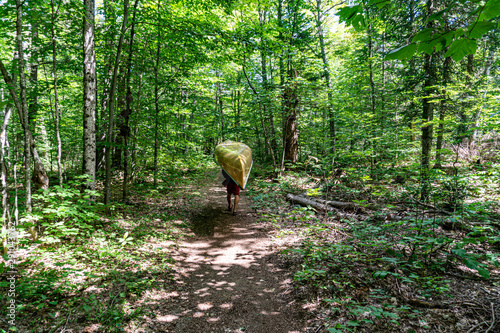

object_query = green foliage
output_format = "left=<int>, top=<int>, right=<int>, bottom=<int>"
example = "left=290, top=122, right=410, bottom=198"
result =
left=30, top=176, right=102, bottom=244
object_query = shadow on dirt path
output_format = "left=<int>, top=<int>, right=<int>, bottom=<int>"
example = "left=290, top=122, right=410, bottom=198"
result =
left=145, top=171, right=305, bottom=333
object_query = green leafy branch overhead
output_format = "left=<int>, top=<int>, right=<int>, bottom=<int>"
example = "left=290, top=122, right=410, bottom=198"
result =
left=337, top=0, right=500, bottom=62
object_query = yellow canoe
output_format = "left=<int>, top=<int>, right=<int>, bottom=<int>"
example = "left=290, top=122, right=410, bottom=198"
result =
left=215, top=141, right=253, bottom=189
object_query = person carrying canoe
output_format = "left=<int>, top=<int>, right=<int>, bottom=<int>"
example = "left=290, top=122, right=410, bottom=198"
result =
left=222, top=169, right=240, bottom=215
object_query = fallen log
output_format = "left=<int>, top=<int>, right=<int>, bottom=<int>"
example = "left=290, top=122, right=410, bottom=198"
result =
left=313, top=197, right=364, bottom=212
left=296, top=194, right=363, bottom=212
left=286, top=194, right=337, bottom=212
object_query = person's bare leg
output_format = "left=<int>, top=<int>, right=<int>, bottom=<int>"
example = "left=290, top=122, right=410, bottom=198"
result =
left=227, top=192, right=232, bottom=210
left=232, top=195, right=239, bottom=214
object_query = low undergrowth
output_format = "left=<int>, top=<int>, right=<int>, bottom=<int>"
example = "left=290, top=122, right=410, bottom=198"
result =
left=0, top=168, right=207, bottom=332
left=247, top=163, right=500, bottom=332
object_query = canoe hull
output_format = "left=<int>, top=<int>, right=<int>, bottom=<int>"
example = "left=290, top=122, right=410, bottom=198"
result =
left=215, top=141, right=253, bottom=189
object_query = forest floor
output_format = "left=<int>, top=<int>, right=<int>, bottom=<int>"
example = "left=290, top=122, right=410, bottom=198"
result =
left=1, top=166, right=499, bottom=333
left=138, top=171, right=307, bottom=332
left=1, top=169, right=308, bottom=333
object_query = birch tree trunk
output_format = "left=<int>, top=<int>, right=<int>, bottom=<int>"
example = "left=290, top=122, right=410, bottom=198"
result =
left=1, top=89, right=12, bottom=253
left=83, top=0, right=97, bottom=199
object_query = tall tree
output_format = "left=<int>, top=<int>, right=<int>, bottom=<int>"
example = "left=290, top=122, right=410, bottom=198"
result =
left=51, top=0, right=63, bottom=185
left=83, top=0, right=97, bottom=198
left=122, top=0, right=139, bottom=200
left=15, top=0, right=32, bottom=213
left=104, top=0, right=130, bottom=203
left=420, top=0, right=436, bottom=200
left=1, top=88, right=12, bottom=253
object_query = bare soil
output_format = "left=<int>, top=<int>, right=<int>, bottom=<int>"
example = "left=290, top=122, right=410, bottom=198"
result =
left=142, top=173, right=306, bottom=333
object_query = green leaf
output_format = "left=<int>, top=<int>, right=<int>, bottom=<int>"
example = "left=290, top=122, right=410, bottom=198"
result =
left=468, top=21, right=495, bottom=38
left=444, top=38, right=477, bottom=62
left=412, top=28, right=433, bottom=43
left=465, top=258, right=478, bottom=270
left=336, top=6, right=362, bottom=22
left=435, top=31, right=456, bottom=52
left=454, top=28, right=465, bottom=37
left=373, top=271, right=389, bottom=278
left=369, top=0, right=390, bottom=9
left=477, top=267, right=490, bottom=279
left=352, top=14, right=366, bottom=31
left=452, top=248, right=467, bottom=257
left=427, top=8, right=449, bottom=22
left=479, top=0, right=500, bottom=21
left=385, top=43, right=417, bottom=60
left=418, top=41, right=436, bottom=55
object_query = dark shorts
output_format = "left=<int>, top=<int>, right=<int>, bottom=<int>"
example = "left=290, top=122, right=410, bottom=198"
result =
left=227, top=182, right=240, bottom=195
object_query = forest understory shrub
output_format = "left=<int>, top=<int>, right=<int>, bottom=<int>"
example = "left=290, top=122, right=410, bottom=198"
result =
left=0, top=170, right=202, bottom=332
left=249, top=163, right=500, bottom=332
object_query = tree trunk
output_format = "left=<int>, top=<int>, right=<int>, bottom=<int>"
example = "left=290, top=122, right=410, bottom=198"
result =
left=1, top=88, right=12, bottom=253
left=420, top=0, right=436, bottom=200
left=236, top=90, right=241, bottom=140
left=113, top=69, right=126, bottom=168
left=315, top=0, right=335, bottom=162
left=28, top=18, right=39, bottom=133
left=122, top=0, right=139, bottom=201
left=283, top=70, right=299, bottom=165
left=15, top=0, right=32, bottom=213
left=434, top=56, right=452, bottom=169
left=153, top=1, right=161, bottom=187
left=83, top=0, right=97, bottom=199
left=472, top=49, right=494, bottom=141
left=242, top=57, right=277, bottom=169
left=51, top=0, right=63, bottom=185
left=456, top=54, right=474, bottom=143
left=0, top=60, right=49, bottom=191
left=104, top=0, right=129, bottom=203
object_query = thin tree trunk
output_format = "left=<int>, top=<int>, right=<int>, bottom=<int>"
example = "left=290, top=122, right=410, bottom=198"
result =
left=434, top=56, right=452, bottom=169
left=122, top=0, right=139, bottom=201
left=242, top=57, right=277, bottom=169
left=28, top=18, right=39, bottom=131
left=315, top=0, right=335, bottom=163
left=420, top=0, right=436, bottom=200
left=153, top=1, right=161, bottom=187
left=15, top=0, right=32, bottom=214
left=1, top=89, right=12, bottom=253
left=0, top=60, right=49, bottom=192
left=236, top=90, right=241, bottom=141
left=456, top=54, right=474, bottom=143
left=83, top=0, right=97, bottom=200
left=104, top=0, right=129, bottom=203
left=472, top=49, right=494, bottom=141
left=283, top=70, right=299, bottom=164
left=51, top=0, right=63, bottom=185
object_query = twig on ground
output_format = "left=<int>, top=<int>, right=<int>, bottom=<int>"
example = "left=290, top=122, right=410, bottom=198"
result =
left=484, top=302, right=497, bottom=333
left=403, top=197, right=452, bottom=216
left=466, top=321, right=487, bottom=333
left=60, top=307, right=74, bottom=332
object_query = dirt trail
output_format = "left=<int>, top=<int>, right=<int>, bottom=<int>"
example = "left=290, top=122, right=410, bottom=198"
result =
left=147, top=173, right=305, bottom=333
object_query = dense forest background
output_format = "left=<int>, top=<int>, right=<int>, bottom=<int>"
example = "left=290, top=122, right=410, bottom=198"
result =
left=1, top=0, right=500, bottom=332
